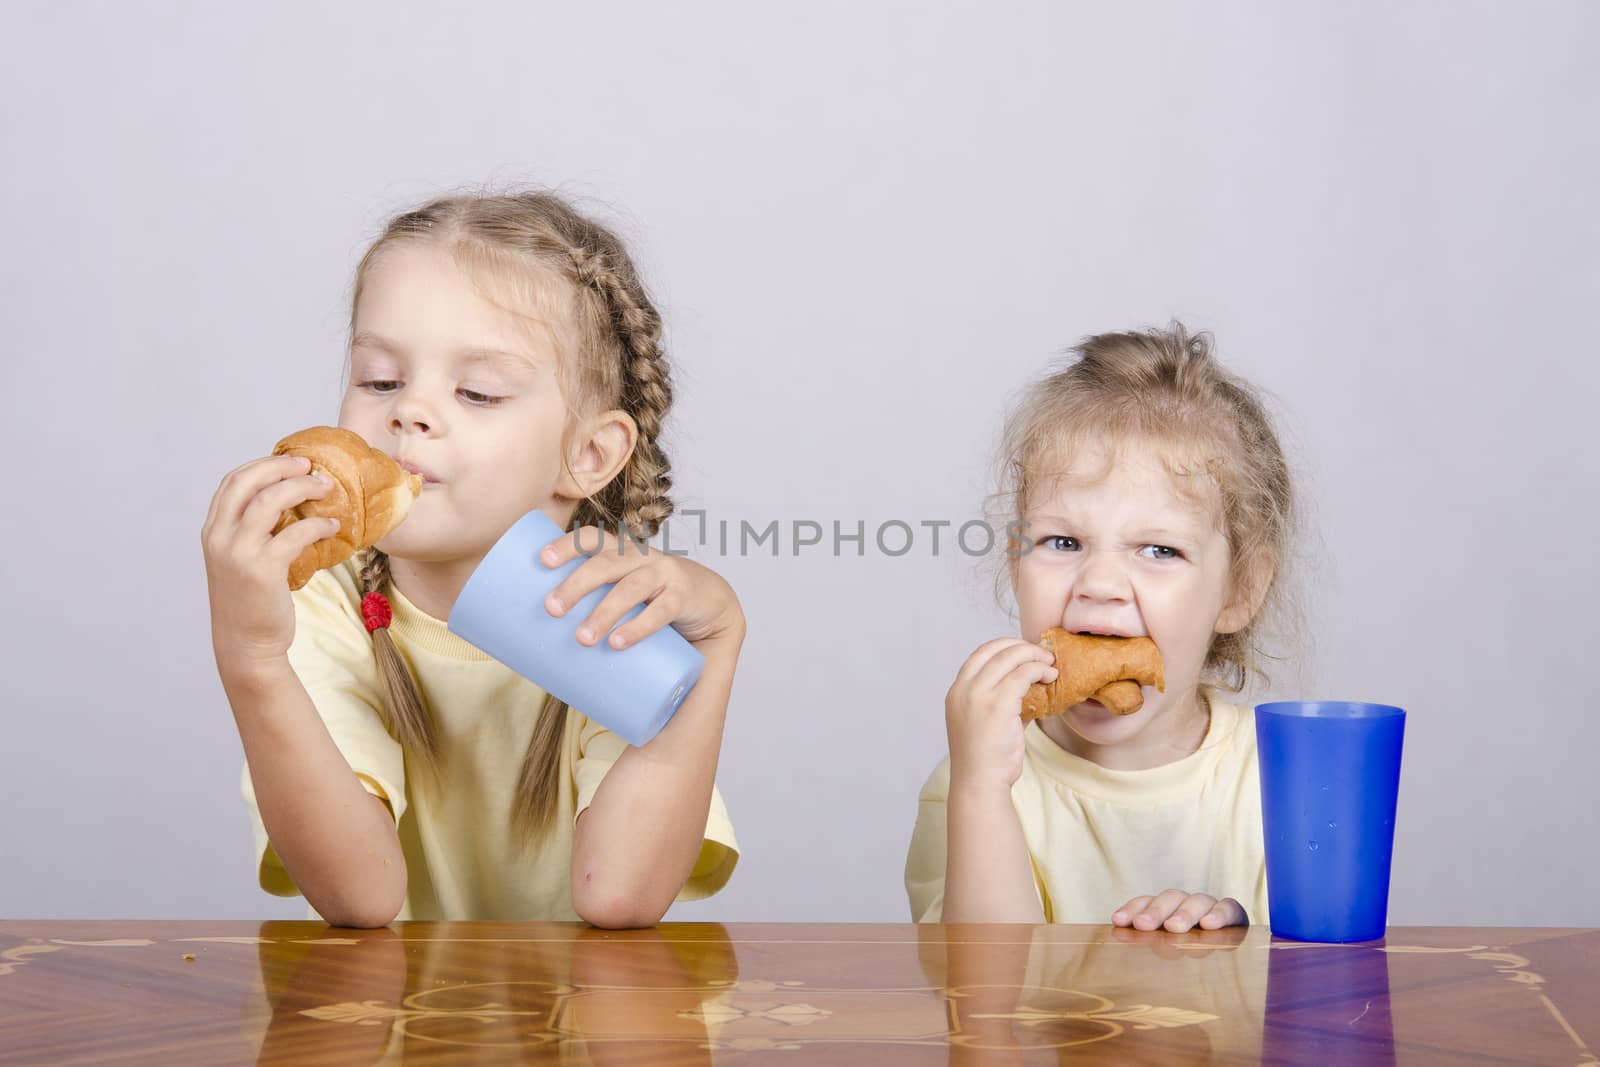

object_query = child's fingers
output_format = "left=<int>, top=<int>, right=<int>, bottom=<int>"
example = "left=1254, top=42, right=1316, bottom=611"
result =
left=952, top=638, right=1037, bottom=688
left=207, top=456, right=312, bottom=535
left=205, top=455, right=291, bottom=530
left=544, top=548, right=644, bottom=617
left=1132, top=888, right=1188, bottom=931
left=1006, top=659, right=1058, bottom=689
left=1197, top=897, right=1249, bottom=930
left=572, top=567, right=667, bottom=646
left=1163, top=893, right=1220, bottom=933
left=605, top=592, right=682, bottom=649
left=970, top=641, right=1057, bottom=694
left=1111, top=896, right=1154, bottom=927
left=265, top=514, right=342, bottom=574
left=238, top=474, right=334, bottom=542
left=993, top=658, right=1058, bottom=712
left=539, top=525, right=644, bottom=569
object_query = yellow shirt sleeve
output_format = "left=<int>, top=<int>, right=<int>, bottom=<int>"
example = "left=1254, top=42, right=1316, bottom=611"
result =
left=572, top=714, right=740, bottom=902
left=239, top=568, right=406, bottom=898
left=905, top=758, right=952, bottom=922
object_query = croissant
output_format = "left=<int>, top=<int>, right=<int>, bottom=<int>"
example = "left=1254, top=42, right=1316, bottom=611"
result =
left=270, top=426, right=423, bottom=590
left=1088, top=679, right=1146, bottom=716
left=1020, top=629, right=1166, bottom=721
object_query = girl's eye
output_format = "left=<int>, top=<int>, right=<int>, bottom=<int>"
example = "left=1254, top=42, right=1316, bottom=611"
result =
left=354, top=380, right=505, bottom=406
left=1039, top=535, right=1079, bottom=552
left=1139, top=544, right=1182, bottom=561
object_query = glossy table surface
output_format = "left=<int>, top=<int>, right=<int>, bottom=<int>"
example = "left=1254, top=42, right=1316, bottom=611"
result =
left=1, top=922, right=1594, bottom=1065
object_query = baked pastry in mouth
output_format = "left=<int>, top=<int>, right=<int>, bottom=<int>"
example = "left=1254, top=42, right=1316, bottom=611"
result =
left=1020, top=628, right=1166, bottom=721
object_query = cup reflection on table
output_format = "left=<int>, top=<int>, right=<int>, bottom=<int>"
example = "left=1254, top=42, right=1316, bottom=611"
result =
left=1262, top=938, right=1396, bottom=1066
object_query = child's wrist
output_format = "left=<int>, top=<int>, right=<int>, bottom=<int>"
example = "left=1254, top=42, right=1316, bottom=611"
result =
left=216, top=651, right=295, bottom=695
left=690, top=614, right=746, bottom=654
left=947, top=763, right=1016, bottom=801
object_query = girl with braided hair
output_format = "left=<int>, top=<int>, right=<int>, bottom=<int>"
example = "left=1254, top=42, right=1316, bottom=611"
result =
left=202, top=191, right=740, bottom=927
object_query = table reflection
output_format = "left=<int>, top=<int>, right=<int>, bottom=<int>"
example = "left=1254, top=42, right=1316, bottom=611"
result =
left=241, top=923, right=1422, bottom=1064
left=253, top=923, right=737, bottom=1064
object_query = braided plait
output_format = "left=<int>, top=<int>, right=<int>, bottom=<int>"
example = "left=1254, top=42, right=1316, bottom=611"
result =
left=563, top=241, right=675, bottom=538
left=358, top=548, right=439, bottom=781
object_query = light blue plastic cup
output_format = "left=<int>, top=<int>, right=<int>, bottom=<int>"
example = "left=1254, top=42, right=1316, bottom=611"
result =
left=1256, top=701, right=1406, bottom=943
left=448, top=509, right=705, bottom=747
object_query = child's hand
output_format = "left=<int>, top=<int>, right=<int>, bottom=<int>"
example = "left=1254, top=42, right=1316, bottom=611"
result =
left=539, top=526, right=744, bottom=648
left=1111, top=891, right=1248, bottom=933
left=945, top=638, right=1058, bottom=791
left=202, top=455, right=339, bottom=673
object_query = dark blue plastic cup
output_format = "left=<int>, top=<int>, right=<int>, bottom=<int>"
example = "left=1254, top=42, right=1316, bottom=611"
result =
left=1255, top=701, right=1406, bottom=943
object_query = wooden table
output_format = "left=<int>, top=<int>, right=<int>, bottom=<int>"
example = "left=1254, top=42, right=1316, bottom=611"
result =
left=1, top=922, right=1593, bottom=1065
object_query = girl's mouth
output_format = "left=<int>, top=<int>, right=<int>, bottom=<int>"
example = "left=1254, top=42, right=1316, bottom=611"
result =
left=396, top=458, right=440, bottom=484
left=1070, top=697, right=1128, bottom=721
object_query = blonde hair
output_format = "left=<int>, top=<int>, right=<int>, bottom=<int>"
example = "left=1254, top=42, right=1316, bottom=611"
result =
left=995, top=323, right=1300, bottom=694
left=349, top=190, right=675, bottom=843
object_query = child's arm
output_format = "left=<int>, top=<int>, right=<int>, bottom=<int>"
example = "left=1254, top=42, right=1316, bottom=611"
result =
left=569, top=627, right=741, bottom=928
left=223, top=658, right=407, bottom=927
left=941, top=638, right=1057, bottom=923
left=945, top=777, right=1042, bottom=923
left=540, top=528, right=744, bottom=929
left=204, top=454, right=406, bottom=928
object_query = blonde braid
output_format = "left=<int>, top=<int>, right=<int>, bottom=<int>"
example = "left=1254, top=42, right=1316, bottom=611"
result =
left=359, top=549, right=440, bottom=781
left=565, top=243, right=675, bottom=538
left=513, top=233, right=678, bottom=845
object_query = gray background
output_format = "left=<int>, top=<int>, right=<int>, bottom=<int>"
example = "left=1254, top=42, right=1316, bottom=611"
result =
left=3, top=2, right=1596, bottom=925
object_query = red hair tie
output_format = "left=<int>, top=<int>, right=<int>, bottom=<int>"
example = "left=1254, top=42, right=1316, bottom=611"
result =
left=361, top=592, right=393, bottom=633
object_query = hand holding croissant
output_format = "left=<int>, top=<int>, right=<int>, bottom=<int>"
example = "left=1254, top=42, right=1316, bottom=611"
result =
left=269, top=427, right=423, bottom=589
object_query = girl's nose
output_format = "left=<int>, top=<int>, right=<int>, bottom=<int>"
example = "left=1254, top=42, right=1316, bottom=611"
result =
left=389, top=395, right=439, bottom=436
left=1073, top=551, right=1132, bottom=604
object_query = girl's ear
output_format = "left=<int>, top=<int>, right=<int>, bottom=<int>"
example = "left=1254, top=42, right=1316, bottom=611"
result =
left=1216, top=549, right=1273, bottom=635
left=556, top=409, right=637, bottom=501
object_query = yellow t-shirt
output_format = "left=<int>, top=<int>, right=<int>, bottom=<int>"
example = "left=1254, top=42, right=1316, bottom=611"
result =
left=240, top=558, right=739, bottom=920
left=905, top=692, right=1268, bottom=925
